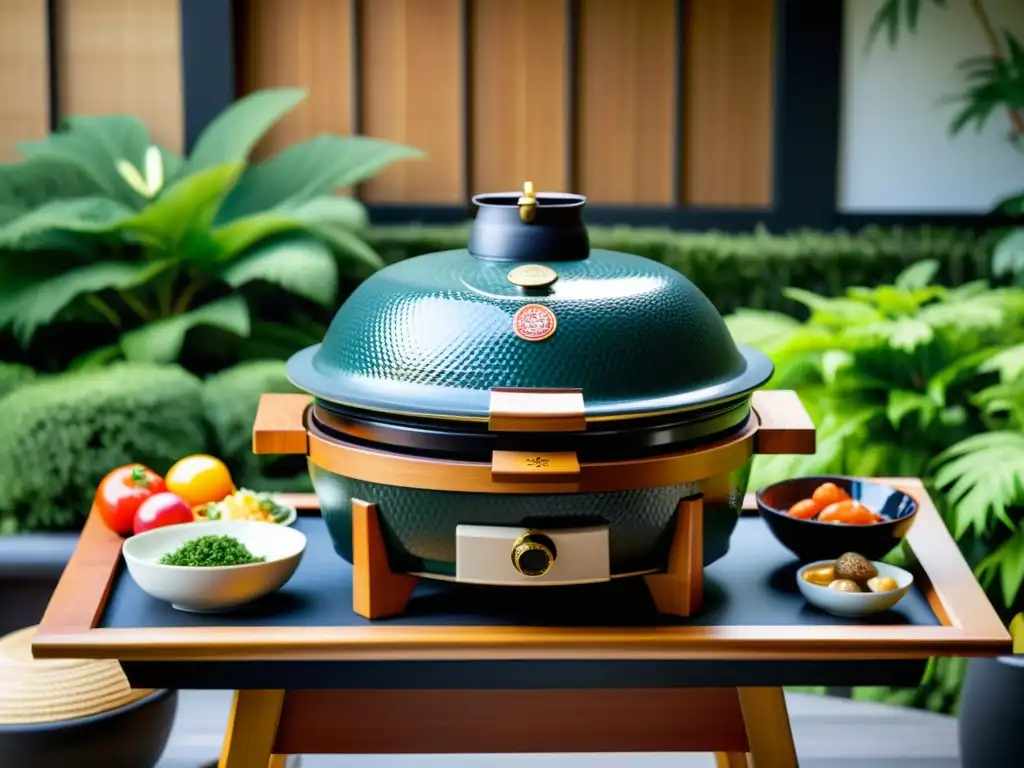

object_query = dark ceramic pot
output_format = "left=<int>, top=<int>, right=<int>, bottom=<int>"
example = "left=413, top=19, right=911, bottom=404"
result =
left=0, top=689, right=177, bottom=768
left=255, top=185, right=814, bottom=587
left=958, top=655, right=1024, bottom=768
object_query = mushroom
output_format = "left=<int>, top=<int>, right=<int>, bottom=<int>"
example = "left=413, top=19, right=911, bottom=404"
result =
left=834, top=552, right=878, bottom=583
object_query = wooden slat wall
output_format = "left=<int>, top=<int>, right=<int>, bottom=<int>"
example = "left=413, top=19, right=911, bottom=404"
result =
left=360, top=0, right=463, bottom=203
left=0, top=0, right=50, bottom=162
left=235, top=0, right=777, bottom=208
left=235, top=0, right=355, bottom=160
left=681, top=0, right=776, bottom=207
left=54, top=0, right=184, bottom=152
left=470, top=0, right=568, bottom=194
left=576, top=0, right=677, bottom=205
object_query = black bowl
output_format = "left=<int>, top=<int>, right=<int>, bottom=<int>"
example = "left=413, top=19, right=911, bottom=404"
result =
left=0, top=689, right=177, bottom=768
left=756, top=475, right=918, bottom=562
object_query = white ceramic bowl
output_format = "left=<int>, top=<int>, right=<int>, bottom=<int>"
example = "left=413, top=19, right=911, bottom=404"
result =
left=796, top=559, right=914, bottom=618
left=122, top=521, right=306, bottom=612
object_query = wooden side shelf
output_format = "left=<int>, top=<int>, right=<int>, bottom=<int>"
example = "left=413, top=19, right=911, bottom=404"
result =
left=644, top=495, right=704, bottom=617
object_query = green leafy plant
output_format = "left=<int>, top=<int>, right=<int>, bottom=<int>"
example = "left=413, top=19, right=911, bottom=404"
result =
left=728, top=259, right=1024, bottom=490
left=931, top=340, right=1024, bottom=611
left=0, top=87, right=422, bottom=371
left=727, top=260, right=1024, bottom=713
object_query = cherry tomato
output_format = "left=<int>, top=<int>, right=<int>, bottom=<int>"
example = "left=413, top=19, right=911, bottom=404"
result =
left=818, top=500, right=877, bottom=525
left=95, top=464, right=167, bottom=535
left=133, top=492, right=195, bottom=535
left=164, top=455, right=235, bottom=508
left=787, top=498, right=822, bottom=520
left=811, top=482, right=851, bottom=508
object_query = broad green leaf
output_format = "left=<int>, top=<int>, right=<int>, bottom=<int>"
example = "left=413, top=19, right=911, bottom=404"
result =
left=894, top=258, right=939, bottom=291
left=313, top=222, right=386, bottom=273
left=933, top=431, right=1024, bottom=537
left=59, top=114, right=151, bottom=175
left=6, top=261, right=157, bottom=344
left=17, top=127, right=145, bottom=207
left=886, top=389, right=936, bottom=428
left=0, top=156, right=107, bottom=218
left=980, top=343, right=1024, bottom=381
left=0, top=197, right=134, bottom=249
left=883, top=317, right=934, bottom=351
left=120, top=294, right=251, bottom=363
left=219, top=238, right=339, bottom=307
left=724, top=308, right=800, bottom=351
left=210, top=195, right=367, bottom=256
left=782, top=287, right=882, bottom=325
left=0, top=252, right=82, bottom=326
left=993, top=229, right=1024, bottom=281
left=183, top=88, right=306, bottom=176
left=216, top=135, right=423, bottom=220
left=120, top=162, right=243, bottom=250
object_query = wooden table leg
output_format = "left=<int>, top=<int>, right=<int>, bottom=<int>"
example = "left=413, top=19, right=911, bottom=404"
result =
left=644, top=495, right=704, bottom=616
left=352, top=499, right=417, bottom=619
left=737, top=687, right=799, bottom=768
left=218, top=690, right=286, bottom=768
left=715, top=752, right=749, bottom=767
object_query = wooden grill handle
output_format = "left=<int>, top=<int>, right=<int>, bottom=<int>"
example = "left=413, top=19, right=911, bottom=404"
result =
left=751, top=390, right=816, bottom=456
left=253, top=394, right=311, bottom=455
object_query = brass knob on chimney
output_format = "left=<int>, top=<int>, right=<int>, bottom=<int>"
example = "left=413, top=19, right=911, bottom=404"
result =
left=511, top=530, right=557, bottom=576
left=518, top=180, right=538, bottom=223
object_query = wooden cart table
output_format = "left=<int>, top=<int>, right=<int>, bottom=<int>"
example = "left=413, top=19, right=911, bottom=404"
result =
left=32, top=478, right=1010, bottom=768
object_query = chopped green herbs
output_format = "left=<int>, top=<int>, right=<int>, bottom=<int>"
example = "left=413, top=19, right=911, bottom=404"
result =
left=158, top=535, right=266, bottom=567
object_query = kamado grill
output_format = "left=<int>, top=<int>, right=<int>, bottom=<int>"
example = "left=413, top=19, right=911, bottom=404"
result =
left=253, top=183, right=816, bottom=619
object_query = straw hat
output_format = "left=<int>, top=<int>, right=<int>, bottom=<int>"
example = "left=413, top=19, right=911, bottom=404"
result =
left=0, top=625, right=154, bottom=725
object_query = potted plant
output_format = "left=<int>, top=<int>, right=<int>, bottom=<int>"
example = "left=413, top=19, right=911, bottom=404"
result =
left=959, top=614, right=1024, bottom=768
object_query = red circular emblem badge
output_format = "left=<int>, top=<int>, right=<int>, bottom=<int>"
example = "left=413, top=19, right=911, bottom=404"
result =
left=512, top=304, right=557, bottom=342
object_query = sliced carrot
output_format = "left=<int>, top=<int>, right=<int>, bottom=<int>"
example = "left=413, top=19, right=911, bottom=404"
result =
left=811, top=482, right=851, bottom=508
left=787, top=498, right=822, bottom=520
left=819, top=500, right=876, bottom=525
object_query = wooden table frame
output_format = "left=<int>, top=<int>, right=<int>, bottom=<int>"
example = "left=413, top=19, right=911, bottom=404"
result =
left=31, top=479, right=1011, bottom=768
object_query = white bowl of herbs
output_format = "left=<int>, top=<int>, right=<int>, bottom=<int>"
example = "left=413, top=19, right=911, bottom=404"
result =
left=122, top=521, right=306, bottom=612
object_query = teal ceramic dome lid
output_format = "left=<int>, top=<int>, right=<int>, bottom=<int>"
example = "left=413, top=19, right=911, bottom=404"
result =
left=286, top=246, right=774, bottom=423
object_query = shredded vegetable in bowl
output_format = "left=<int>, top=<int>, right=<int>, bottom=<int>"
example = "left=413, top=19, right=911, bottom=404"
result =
left=194, top=489, right=294, bottom=525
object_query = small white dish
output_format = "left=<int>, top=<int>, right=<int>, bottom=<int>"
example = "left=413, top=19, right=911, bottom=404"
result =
left=796, top=559, right=914, bottom=618
left=122, top=521, right=306, bottom=613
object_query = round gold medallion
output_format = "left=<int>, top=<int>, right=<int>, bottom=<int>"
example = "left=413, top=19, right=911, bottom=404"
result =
left=507, top=264, right=558, bottom=289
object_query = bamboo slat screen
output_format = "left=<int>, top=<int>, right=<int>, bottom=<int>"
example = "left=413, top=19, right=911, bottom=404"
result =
left=0, top=0, right=50, bottom=162
left=0, top=0, right=776, bottom=206
left=237, top=0, right=776, bottom=208
left=53, top=0, right=184, bottom=153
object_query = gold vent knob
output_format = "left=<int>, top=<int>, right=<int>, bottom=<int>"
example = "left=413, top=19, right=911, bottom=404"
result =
left=518, top=180, right=537, bottom=223
left=511, top=530, right=557, bottom=576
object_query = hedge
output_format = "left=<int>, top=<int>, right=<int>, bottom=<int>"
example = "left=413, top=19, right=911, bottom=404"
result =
left=202, top=360, right=312, bottom=493
left=365, top=224, right=1001, bottom=315
left=0, top=364, right=208, bottom=533
left=0, top=363, right=35, bottom=401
